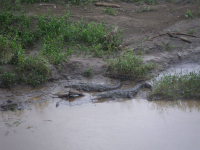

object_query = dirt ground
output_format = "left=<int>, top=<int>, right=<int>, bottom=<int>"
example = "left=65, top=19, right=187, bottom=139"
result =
left=1, top=1, right=200, bottom=108
left=23, top=1, right=200, bottom=80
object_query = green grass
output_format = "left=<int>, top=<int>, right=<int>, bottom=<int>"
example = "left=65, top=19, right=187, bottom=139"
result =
left=149, top=71, right=200, bottom=100
left=0, top=71, right=17, bottom=87
left=136, top=6, right=156, bottom=13
left=107, top=53, right=155, bottom=80
left=0, top=6, right=123, bottom=87
left=185, top=9, right=194, bottom=18
left=17, top=55, right=51, bottom=87
left=144, top=0, right=159, bottom=5
left=102, top=7, right=118, bottom=16
left=187, top=29, right=196, bottom=35
left=83, top=67, right=94, bottom=77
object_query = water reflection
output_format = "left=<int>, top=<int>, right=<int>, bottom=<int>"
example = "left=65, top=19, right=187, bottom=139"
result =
left=148, top=100, right=200, bottom=113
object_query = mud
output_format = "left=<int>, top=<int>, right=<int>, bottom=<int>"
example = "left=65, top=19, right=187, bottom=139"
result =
left=0, top=78, right=122, bottom=110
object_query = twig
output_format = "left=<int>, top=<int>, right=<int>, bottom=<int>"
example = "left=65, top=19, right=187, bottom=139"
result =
left=179, top=37, right=192, bottom=43
left=167, top=32, right=192, bottom=43
left=148, top=31, right=193, bottom=43
left=148, top=32, right=168, bottom=40
left=170, top=32, right=199, bottom=38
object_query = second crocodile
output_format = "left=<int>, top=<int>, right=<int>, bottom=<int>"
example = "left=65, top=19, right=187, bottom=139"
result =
left=65, top=80, right=121, bottom=92
left=93, top=82, right=152, bottom=99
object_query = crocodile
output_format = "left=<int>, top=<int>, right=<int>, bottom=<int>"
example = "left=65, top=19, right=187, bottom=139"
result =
left=65, top=80, right=121, bottom=92
left=93, top=82, right=152, bottom=99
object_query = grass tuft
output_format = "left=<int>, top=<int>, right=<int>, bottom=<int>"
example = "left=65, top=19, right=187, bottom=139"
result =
left=83, top=67, right=94, bottom=77
left=0, top=71, right=17, bottom=87
left=149, top=71, right=200, bottom=100
left=107, top=54, right=155, bottom=80
left=102, top=7, right=118, bottom=16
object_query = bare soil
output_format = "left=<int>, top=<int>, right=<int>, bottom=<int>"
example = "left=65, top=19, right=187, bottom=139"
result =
left=23, top=1, right=200, bottom=79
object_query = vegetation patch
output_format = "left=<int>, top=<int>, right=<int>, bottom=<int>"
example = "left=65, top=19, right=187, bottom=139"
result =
left=187, top=29, right=196, bottom=35
left=136, top=6, right=156, bottom=12
left=16, top=55, right=51, bottom=87
left=102, top=7, right=118, bottom=16
left=185, top=9, right=195, bottom=18
left=107, top=54, right=155, bottom=80
left=83, top=67, right=94, bottom=77
left=149, top=71, right=200, bottom=100
left=0, top=5, right=123, bottom=87
left=0, top=71, right=17, bottom=87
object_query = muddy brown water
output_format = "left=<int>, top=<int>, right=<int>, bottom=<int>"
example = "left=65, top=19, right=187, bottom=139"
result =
left=0, top=95, right=200, bottom=150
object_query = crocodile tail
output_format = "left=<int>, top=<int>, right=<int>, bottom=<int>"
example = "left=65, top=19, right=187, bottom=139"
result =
left=110, top=80, right=121, bottom=89
left=116, top=80, right=121, bottom=88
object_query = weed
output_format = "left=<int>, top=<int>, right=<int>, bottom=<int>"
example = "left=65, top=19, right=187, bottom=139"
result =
left=0, top=71, right=17, bottom=87
left=162, top=43, right=174, bottom=51
left=187, top=29, right=196, bottom=35
left=17, top=55, right=51, bottom=87
left=185, top=9, right=194, bottom=18
left=107, top=54, right=155, bottom=79
left=149, top=71, right=200, bottom=100
left=135, top=46, right=148, bottom=55
left=136, top=6, right=155, bottom=13
left=102, top=7, right=118, bottom=16
left=167, top=0, right=174, bottom=2
left=83, top=67, right=94, bottom=77
left=144, top=0, right=159, bottom=5
left=171, top=8, right=177, bottom=14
